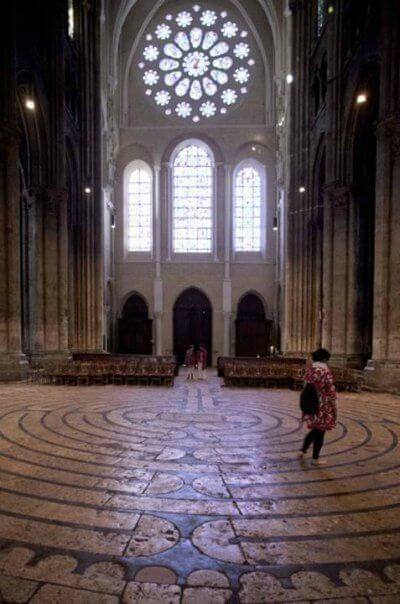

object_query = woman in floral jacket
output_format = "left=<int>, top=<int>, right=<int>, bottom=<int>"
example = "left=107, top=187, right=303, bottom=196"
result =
left=299, top=348, right=337, bottom=466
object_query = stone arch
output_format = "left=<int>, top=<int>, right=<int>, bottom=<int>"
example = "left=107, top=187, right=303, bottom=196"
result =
left=235, top=290, right=272, bottom=357
left=118, top=291, right=153, bottom=355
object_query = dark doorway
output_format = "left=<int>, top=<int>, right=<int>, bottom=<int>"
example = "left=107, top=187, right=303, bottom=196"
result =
left=353, top=66, right=379, bottom=366
left=173, top=288, right=212, bottom=366
left=236, top=293, right=271, bottom=357
left=118, top=294, right=152, bottom=355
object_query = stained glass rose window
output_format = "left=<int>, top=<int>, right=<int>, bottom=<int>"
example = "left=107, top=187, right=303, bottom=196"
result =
left=139, top=4, right=255, bottom=122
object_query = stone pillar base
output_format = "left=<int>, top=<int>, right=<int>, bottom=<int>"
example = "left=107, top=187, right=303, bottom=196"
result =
left=329, top=354, right=366, bottom=369
left=0, top=354, right=29, bottom=382
left=28, top=351, right=72, bottom=370
left=364, top=360, right=400, bottom=393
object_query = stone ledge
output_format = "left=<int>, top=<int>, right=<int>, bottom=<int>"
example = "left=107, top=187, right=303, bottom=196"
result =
left=364, top=360, right=400, bottom=394
left=0, top=354, right=29, bottom=382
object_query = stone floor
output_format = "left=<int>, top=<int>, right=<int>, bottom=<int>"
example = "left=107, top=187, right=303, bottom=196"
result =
left=0, top=373, right=399, bottom=603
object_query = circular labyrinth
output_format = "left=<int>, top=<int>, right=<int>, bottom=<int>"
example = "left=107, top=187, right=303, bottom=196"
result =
left=0, top=377, right=400, bottom=602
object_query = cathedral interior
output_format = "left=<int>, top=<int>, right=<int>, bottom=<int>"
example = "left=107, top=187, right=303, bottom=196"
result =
left=1, top=0, right=400, bottom=602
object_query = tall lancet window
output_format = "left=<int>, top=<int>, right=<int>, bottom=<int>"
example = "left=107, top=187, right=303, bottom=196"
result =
left=172, top=141, right=213, bottom=253
left=317, top=0, right=325, bottom=36
left=68, top=0, right=75, bottom=39
left=234, top=160, right=265, bottom=253
left=126, top=161, right=153, bottom=253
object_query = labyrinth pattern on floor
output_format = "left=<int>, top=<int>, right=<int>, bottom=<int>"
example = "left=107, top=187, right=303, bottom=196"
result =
left=0, top=375, right=399, bottom=602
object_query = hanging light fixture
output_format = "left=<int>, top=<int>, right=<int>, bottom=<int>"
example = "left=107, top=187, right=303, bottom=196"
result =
left=25, top=99, right=35, bottom=110
left=356, top=93, right=367, bottom=105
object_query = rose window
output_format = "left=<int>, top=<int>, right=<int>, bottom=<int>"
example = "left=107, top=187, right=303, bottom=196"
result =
left=139, top=4, right=255, bottom=122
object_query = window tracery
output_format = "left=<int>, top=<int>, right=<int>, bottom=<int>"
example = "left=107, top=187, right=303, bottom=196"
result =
left=172, top=142, right=213, bottom=253
left=139, top=4, right=255, bottom=122
left=234, top=163, right=264, bottom=253
left=126, top=162, right=153, bottom=253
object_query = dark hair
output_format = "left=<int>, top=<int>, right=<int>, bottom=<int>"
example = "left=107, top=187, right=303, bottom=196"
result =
left=312, top=348, right=331, bottom=362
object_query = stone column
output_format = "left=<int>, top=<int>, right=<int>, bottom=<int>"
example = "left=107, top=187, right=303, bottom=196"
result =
left=0, top=5, right=28, bottom=379
left=366, top=117, right=400, bottom=388
left=153, top=164, right=163, bottom=355
left=223, top=164, right=232, bottom=356
left=0, top=132, right=28, bottom=379
left=364, top=0, right=400, bottom=389
left=325, top=186, right=352, bottom=364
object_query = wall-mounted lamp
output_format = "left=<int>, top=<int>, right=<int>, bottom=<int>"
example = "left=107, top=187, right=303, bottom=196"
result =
left=299, top=186, right=306, bottom=193
left=356, top=93, right=367, bottom=105
left=273, top=216, right=278, bottom=231
left=286, top=74, right=294, bottom=84
left=111, top=214, right=116, bottom=229
left=25, top=99, right=35, bottom=110
left=84, top=187, right=91, bottom=194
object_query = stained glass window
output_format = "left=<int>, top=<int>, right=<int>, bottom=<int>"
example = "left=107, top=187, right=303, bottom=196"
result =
left=234, top=165, right=263, bottom=252
left=126, top=163, right=153, bottom=252
left=172, top=143, right=213, bottom=253
left=317, top=0, right=325, bottom=36
left=68, top=0, right=74, bottom=39
left=139, top=3, right=256, bottom=123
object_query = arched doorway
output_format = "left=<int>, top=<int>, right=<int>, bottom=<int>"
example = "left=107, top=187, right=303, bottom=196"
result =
left=173, top=288, right=212, bottom=366
left=118, top=294, right=152, bottom=355
left=236, top=293, right=271, bottom=357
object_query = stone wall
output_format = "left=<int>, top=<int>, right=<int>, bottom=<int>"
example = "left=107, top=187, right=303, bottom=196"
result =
left=0, top=0, right=103, bottom=379
left=285, top=0, right=400, bottom=390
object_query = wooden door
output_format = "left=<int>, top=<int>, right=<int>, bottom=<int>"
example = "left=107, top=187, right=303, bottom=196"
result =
left=173, top=288, right=212, bottom=365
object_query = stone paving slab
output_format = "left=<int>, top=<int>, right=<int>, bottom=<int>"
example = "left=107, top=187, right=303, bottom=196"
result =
left=0, top=376, right=399, bottom=602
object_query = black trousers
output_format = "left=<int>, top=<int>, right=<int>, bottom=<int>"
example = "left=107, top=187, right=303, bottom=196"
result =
left=302, top=428, right=325, bottom=459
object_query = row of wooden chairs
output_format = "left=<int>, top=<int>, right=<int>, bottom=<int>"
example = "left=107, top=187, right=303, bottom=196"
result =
left=223, top=362, right=362, bottom=392
left=217, top=356, right=307, bottom=377
left=30, top=361, right=175, bottom=387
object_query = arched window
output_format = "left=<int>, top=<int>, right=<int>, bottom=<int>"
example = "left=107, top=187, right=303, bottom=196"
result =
left=125, top=160, right=153, bottom=253
left=172, top=141, right=214, bottom=254
left=233, top=160, right=265, bottom=253
left=68, top=0, right=75, bottom=39
left=317, top=0, right=325, bottom=36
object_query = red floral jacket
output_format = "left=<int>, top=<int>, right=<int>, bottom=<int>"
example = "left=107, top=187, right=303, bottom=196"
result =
left=303, top=362, right=338, bottom=431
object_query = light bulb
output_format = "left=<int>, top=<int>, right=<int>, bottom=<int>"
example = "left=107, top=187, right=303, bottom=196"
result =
left=25, top=99, right=35, bottom=110
left=286, top=74, right=294, bottom=84
left=299, top=186, right=306, bottom=194
left=356, top=93, right=367, bottom=105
